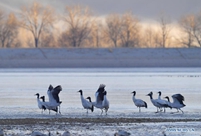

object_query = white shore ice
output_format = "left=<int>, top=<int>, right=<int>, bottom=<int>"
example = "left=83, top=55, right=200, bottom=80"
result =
left=0, top=48, right=201, bottom=68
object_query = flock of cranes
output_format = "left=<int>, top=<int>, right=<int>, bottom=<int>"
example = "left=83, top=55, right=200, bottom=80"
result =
left=145, top=91, right=185, bottom=113
left=78, top=84, right=109, bottom=115
left=35, top=85, right=62, bottom=114
left=35, top=84, right=186, bottom=115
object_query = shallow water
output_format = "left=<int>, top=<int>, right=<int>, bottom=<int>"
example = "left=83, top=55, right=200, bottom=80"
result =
left=0, top=68, right=201, bottom=118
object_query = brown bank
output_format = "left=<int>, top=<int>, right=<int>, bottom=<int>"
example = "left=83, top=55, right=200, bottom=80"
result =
left=0, top=118, right=200, bottom=125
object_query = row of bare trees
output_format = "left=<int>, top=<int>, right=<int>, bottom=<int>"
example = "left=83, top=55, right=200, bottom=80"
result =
left=179, top=14, right=201, bottom=47
left=0, top=11, right=19, bottom=48
left=0, top=2, right=201, bottom=48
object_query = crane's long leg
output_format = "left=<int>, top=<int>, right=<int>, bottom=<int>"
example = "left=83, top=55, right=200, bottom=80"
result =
left=58, top=106, right=60, bottom=114
left=155, top=108, right=159, bottom=113
left=105, top=108, right=108, bottom=115
left=101, top=109, right=103, bottom=115
left=179, top=109, right=184, bottom=113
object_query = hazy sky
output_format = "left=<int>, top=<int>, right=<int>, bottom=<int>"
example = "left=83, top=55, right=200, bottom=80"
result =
left=0, top=0, right=201, bottom=22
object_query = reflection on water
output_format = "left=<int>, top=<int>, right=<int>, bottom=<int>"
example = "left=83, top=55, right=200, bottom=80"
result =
left=0, top=68, right=201, bottom=117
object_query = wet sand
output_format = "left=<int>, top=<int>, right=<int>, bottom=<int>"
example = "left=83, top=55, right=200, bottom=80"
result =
left=1, top=117, right=201, bottom=136
left=0, top=117, right=200, bottom=125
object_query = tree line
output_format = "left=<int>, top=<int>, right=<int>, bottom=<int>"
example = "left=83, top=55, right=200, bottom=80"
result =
left=0, top=2, right=201, bottom=48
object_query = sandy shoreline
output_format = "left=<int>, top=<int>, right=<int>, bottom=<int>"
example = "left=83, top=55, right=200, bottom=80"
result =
left=0, top=117, right=201, bottom=136
left=0, top=48, right=201, bottom=68
left=0, top=117, right=200, bottom=125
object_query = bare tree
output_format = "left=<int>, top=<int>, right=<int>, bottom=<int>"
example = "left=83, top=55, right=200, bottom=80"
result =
left=195, top=13, right=201, bottom=46
left=87, top=20, right=101, bottom=47
left=179, top=13, right=201, bottom=47
left=0, top=10, right=6, bottom=47
left=105, top=14, right=122, bottom=47
left=61, top=5, right=93, bottom=47
left=0, top=11, right=19, bottom=48
left=40, top=31, right=56, bottom=48
left=120, top=12, right=140, bottom=47
left=142, top=25, right=155, bottom=47
left=142, top=25, right=161, bottom=48
left=159, top=15, right=172, bottom=48
left=19, top=2, right=56, bottom=48
left=179, top=15, right=195, bottom=47
left=0, top=10, right=3, bottom=21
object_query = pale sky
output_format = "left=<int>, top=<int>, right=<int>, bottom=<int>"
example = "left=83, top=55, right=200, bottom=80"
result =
left=0, top=0, right=201, bottom=22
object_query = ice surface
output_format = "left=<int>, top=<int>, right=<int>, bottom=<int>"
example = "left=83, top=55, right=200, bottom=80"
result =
left=0, top=68, right=201, bottom=118
left=0, top=68, right=201, bottom=136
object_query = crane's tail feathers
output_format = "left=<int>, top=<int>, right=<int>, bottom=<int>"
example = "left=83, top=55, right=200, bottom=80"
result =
left=144, top=101, right=148, bottom=108
left=165, top=104, right=172, bottom=109
left=99, top=84, right=106, bottom=88
left=91, top=106, right=94, bottom=112
left=51, top=107, right=58, bottom=112
left=42, top=105, right=46, bottom=110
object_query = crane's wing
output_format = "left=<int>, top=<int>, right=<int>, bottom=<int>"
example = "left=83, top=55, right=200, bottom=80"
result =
left=47, top=84, right=62, bottom=103
left=95, top=84, right=105, bottom=104
left=47, top=84, right=54, bottom=102
left=52, top=85, right=62, bottom=103
left=172, top=94, right=185, bottom=105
